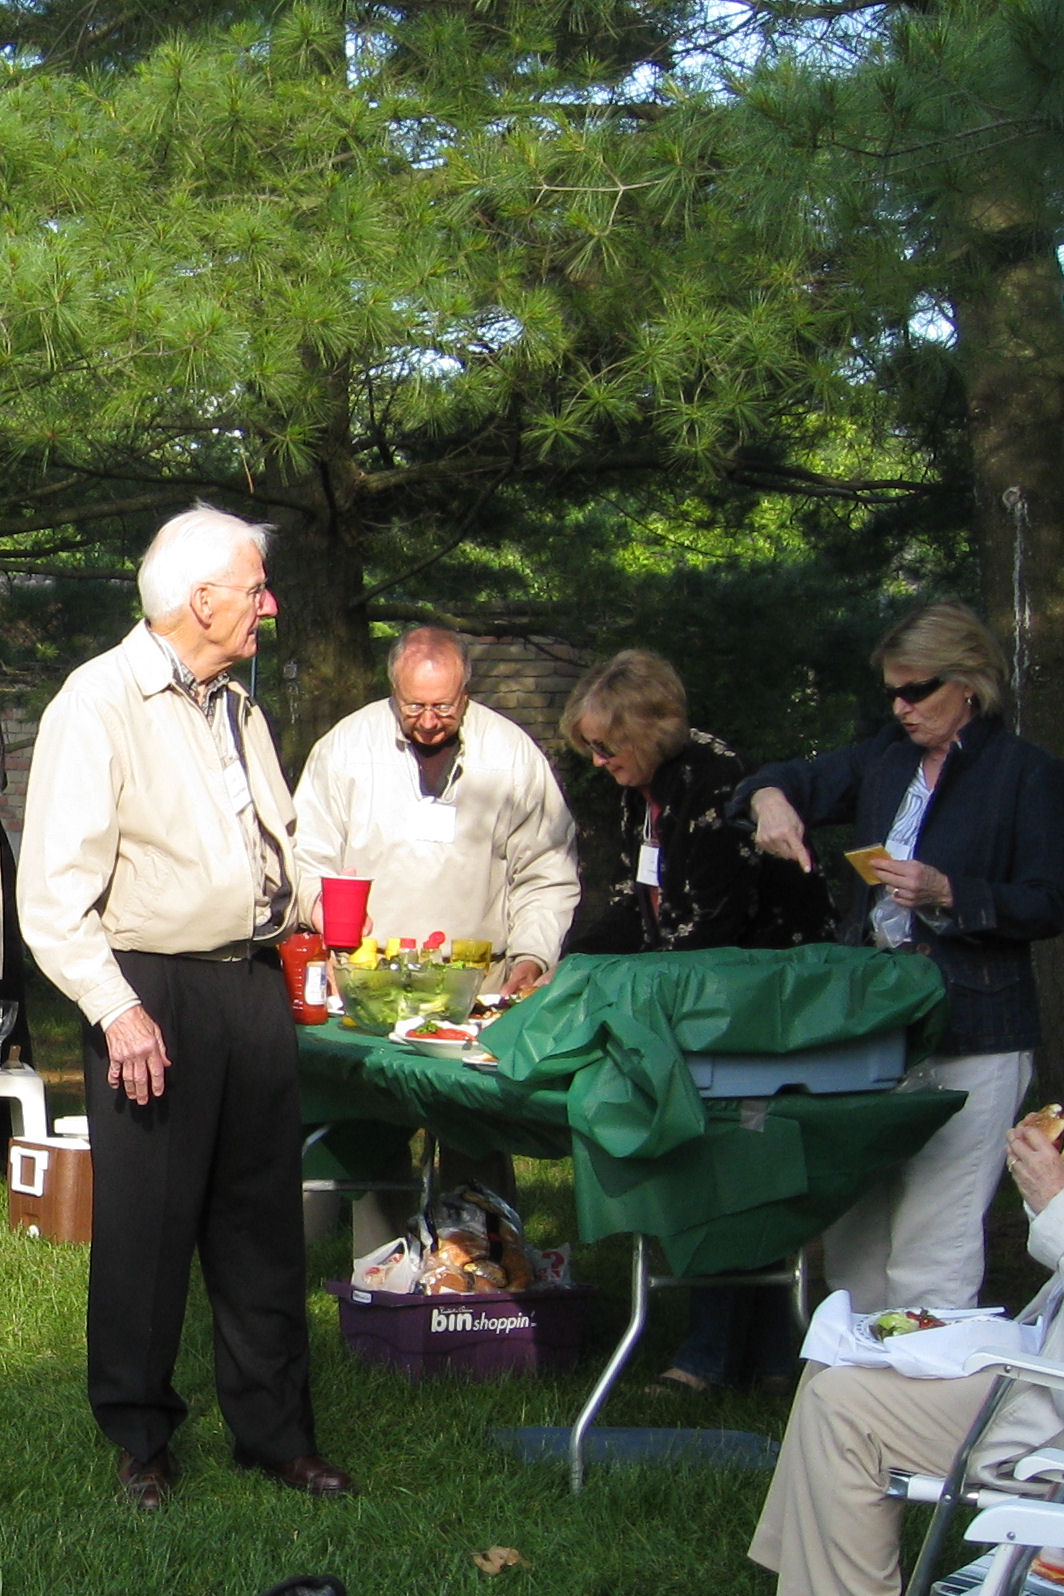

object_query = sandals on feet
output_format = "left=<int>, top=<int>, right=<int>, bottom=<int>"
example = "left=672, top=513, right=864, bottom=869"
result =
left=643, top=1370, right=709, bottom=1397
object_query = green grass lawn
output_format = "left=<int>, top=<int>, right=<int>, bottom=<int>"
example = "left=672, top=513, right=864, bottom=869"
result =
left=0, top=1162, right=789, bottom=1596
left=1, top=966, right=1046, bottom=1596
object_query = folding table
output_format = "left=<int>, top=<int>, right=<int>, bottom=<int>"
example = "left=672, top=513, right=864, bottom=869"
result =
left=298, top=944, right=960, bottom=1486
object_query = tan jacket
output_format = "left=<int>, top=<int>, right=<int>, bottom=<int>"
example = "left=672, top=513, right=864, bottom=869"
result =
left=16, top=622, right=299, bottom=1027
left=294, top=696, right=579, bottom=974
left=971, top=1188, right=1064, bottom=1482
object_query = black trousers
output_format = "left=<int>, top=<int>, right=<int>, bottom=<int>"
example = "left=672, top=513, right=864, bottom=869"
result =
left=83, top=950, right=316, bottom=1466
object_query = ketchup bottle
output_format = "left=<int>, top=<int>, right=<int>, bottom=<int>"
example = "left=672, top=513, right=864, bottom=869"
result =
left=278, top=932, right=328, bottom=1024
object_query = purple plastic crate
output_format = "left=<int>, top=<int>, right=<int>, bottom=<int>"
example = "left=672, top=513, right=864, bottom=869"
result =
left=326, top=1280, right=595, bottom=1380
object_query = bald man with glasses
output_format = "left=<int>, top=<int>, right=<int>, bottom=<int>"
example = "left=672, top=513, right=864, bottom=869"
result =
left=294, top=626, right=579, bottom=1000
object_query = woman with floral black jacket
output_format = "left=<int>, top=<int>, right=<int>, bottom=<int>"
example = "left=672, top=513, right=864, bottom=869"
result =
left=561, top=651, right=835, bottom=1395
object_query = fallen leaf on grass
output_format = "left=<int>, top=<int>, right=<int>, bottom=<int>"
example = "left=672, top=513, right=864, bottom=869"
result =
left=472, top=1545, right=531, bottom=1575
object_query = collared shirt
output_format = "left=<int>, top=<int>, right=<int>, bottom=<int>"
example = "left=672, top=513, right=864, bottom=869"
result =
left=148, top=629, right=285, bottom=941
left=409, top=731, right=461, bottom=799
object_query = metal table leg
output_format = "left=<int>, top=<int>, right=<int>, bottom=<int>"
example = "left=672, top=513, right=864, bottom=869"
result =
left=569, top=1232, right=652, bottom=1491
left=567, top=1235, right=808, bottom=1491
left=649, top=1249, right=810, bottom=1333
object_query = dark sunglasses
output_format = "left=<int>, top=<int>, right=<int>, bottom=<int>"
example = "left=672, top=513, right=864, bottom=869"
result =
left=883, top=675, right=945, bottom=705
left=585, top=738, right=617, bottom=760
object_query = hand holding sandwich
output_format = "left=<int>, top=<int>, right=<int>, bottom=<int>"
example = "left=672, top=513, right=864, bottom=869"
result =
left=1006, top=1105, right=1064, bottom=1214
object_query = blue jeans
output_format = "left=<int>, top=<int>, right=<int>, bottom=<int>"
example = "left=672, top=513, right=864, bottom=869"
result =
left=671, top=1272, right=797, bottom=1388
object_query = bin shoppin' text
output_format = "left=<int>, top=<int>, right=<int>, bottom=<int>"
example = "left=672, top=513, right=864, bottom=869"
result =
left=429, top=1305, right=534, bottom=1335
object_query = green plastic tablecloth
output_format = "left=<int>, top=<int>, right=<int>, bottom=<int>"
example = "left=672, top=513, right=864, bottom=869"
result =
left=298, top=944, right=961, bottom=1274
left=299, top=1022, right=572, bottom=1167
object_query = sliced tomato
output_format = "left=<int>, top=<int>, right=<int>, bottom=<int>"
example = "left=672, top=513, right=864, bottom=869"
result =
left=409, top=1025, right=473, bottom=1041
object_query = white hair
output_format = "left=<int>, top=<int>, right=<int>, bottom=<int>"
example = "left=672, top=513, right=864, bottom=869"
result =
left=137, top=502, right=272, bottom=623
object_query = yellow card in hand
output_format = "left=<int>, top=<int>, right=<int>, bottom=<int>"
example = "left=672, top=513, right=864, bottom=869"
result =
left=845, top=845, right=892, bottom=884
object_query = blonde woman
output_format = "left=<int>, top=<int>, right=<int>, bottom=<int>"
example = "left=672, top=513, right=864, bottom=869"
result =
left=734, top=600, right=1064, bottom=1313
left=562, top=650, right=835, bottom=1394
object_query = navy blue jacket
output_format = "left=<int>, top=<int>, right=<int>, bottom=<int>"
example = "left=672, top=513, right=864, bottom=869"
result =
left=731, top=716, right=1064, bottom=1054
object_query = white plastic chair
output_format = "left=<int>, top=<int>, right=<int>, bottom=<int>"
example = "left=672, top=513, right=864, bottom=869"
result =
left=893, top=1349, right=1064, bottom=1595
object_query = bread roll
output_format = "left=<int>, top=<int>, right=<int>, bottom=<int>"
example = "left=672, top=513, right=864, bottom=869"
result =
left=420, top=1264, right=473, bottom=1295
left=500, top=1244, right=531, bottom=1291
left=1029, top=1102, right=1064, bottom=1148
left=433, top=1225, right=488, bottom=1264
left=468, top=1259, right=508, bottom=1289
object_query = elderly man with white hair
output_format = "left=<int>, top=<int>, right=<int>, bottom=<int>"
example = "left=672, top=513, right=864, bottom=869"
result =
left=17, top=503, right=353, bottom=1509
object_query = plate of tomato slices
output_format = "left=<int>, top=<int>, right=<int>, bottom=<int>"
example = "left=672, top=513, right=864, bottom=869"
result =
left=389, top=1017, right=480, bottom=1059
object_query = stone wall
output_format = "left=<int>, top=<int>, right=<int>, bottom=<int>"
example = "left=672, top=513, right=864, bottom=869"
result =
left=465, top=635, right=586, bottom=751
left=0, top=637, right=590, bottom=849
left=0, top=706, right=36, bottom=852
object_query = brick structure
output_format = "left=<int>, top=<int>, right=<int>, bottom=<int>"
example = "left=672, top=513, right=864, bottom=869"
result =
left=0, top=705, right=36, bottom=852
left=465, top=635, right=587, bottom=751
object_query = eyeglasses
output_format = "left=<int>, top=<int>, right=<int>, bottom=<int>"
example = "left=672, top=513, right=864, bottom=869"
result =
left=585, top=738, right=617, bottom=760
left=205, top=580, right=271, bottom=603
left=883, top=676, right=945, bottom=705
left=399, top=700, right=462, bottom=719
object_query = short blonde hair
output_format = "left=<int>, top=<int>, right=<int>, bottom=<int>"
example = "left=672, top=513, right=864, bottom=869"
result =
left=871, top=599, right=1008, bottom=717
left=561, top=650, right=689, bottom=766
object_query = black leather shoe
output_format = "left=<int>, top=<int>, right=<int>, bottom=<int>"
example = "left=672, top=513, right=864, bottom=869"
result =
left=117, top=1446, right=177, bottom=1510
left=239, top=1452, right=356, bottom=1498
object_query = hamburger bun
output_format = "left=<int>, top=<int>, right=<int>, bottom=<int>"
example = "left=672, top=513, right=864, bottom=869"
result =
left=1028, top=1102, right=1064, bottom=1148
left=470, top=1257, right=508, bottom=1285
left=435, top=1231, right=487, bottom=1269
left=420, top=1264, right=473, bottom=1295
left=500, top=1244, right=532, bottom=1291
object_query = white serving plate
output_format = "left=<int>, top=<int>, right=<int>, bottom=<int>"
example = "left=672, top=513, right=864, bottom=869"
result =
left=388, top=1016, right=479, bottom=1059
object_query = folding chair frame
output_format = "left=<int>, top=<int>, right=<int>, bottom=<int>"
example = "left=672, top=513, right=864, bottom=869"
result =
left=903, top=1350, right=1064, bottom=1595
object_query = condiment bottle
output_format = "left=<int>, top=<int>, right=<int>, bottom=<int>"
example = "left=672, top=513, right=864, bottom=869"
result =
left=349, top=936, right=379, bottom=968
left=278, top=932, right=328, bottom=1024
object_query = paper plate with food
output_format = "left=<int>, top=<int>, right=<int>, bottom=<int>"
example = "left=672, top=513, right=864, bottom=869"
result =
left=802, top=1289, right=1032, bottom=1378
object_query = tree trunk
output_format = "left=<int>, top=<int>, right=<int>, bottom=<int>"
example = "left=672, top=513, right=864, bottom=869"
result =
left=954, top=216, right=1064, bottom=1095
left=269, top=505, right=375, bottom=781
left=258, top=17, right=378, bottom=782
left=265, top=420, right=377, bottom=780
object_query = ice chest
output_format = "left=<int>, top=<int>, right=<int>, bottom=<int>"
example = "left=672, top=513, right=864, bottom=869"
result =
left=686, top=1027, right=907, bottom=1097
left=8, top=1135, right=93, bottom=1244
left=326, top=1280, right=595, bottom=1380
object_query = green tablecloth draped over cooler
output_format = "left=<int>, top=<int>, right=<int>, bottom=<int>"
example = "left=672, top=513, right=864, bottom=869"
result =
left=298, top=944, right=962, bottom=1275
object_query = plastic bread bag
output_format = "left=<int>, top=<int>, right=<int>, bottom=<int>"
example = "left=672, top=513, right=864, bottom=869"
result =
left=530, top=1242, right=572, bottom=1287
left=414, top=1181, right=535, bottom=1294
left=350, top=1234, right=420, bottom=1294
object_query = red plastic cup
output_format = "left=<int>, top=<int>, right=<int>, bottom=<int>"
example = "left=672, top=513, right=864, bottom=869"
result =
left=321, top=876, right=372, bottom=949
